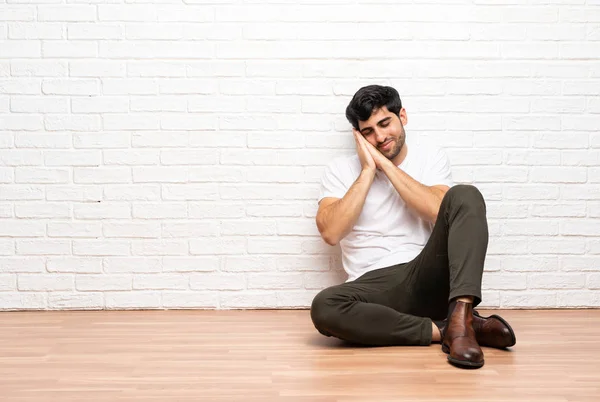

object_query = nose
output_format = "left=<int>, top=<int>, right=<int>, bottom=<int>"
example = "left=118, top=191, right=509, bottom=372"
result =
left=374, top=129, right=386, bottom=144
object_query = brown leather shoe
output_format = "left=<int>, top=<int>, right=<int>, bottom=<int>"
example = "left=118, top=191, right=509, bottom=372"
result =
left=441, top=301, right=484, bottom=369
left=472, top=310, right=516, bottom=349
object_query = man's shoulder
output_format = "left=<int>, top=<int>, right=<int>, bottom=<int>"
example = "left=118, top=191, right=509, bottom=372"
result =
left=324, top=153, right=360, bottom=175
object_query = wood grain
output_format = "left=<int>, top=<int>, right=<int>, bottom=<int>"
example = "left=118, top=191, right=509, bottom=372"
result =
left=0, top=309, right=599, bottom=401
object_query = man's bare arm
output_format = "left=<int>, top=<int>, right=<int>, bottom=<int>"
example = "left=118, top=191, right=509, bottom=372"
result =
left=379, top=162, right=448, bottom=223
left=316, top=169, right=375, bottom=246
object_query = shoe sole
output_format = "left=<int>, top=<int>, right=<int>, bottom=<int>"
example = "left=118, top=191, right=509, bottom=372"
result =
left=447, top=355, right=484, bottom=369
left=441, top=343, right=485, bottom=369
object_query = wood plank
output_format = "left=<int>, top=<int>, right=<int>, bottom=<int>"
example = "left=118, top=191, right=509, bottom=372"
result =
left=0, top=310, right=599, bottom=401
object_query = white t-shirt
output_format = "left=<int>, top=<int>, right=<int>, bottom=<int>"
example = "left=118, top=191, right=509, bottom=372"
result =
left=318, top=135, right=454, bottom=282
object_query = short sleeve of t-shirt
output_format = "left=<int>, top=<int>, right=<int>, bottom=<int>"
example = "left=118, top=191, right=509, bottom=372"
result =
left=421, top=146, right=454, bottom=188
left=318, top=161, right=348, bottom=203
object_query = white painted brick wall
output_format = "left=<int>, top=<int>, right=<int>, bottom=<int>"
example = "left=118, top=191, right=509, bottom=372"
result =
left=0, top=1, right=599, bottom=310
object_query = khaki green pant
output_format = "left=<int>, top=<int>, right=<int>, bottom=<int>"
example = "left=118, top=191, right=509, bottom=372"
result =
left=310, top=184, right=488, bottom=346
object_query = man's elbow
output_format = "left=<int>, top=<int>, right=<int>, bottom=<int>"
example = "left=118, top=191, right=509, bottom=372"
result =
left=316, top=219, right=339, bottom=246
left=317, top=224, right=339, bottom=246
left=321, top=232, right=339, bottom=246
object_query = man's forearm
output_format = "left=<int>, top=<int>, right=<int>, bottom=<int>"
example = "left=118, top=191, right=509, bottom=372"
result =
left=316, top=169, right=375, bottom=246
left=380, top=160, right=446, bottom=223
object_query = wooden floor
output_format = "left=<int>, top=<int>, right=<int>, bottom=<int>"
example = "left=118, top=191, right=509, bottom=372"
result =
left=0, top=310, right=599, bottom=401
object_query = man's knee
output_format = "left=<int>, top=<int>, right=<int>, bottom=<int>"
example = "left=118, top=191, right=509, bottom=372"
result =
left=445, top=184, right=486, bottom=211
left=310, top=287, right=340, bottom=336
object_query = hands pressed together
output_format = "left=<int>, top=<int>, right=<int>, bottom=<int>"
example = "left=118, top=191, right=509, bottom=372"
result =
left=352, top=129, right=390, bottom=174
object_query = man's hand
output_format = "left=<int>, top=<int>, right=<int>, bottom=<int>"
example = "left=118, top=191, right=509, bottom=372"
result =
left=355, top=129, right=390, bottom=171
left=353, top=129, right=377, bottom=174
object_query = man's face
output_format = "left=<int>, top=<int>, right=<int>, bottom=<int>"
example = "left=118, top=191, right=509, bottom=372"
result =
left=358, top=106, right=407, bottom=162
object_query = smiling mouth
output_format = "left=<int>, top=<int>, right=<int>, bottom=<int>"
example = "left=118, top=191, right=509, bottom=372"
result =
left=379, top=139, right=393, bottom=151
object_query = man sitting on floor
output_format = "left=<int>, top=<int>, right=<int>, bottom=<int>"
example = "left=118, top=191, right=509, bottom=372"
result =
left=310, top=85, right=515, bottom=369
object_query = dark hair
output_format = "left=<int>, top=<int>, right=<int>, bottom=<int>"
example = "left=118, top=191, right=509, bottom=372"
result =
left=345, top=85, right=402, bottom=130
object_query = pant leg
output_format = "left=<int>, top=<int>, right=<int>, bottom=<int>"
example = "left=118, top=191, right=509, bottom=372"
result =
left=402, top=184, right=488, bottom=320
left=310, top=184, right=488, bottom=347
left=310, top=265, right=433, bottom=346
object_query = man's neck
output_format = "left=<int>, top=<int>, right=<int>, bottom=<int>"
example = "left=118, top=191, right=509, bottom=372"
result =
left=391, top=143, right=408, bottom=167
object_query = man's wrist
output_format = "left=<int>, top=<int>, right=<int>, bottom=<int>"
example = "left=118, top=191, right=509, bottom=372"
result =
left=360, top=168, right=376, bottom=181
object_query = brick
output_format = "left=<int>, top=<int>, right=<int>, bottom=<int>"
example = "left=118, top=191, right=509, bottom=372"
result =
left=102, top=79, right=157, bottom=95
left=11, top=96, right=69, bottom=113
left=560, top=255, right=600, bottom=272
left=531, top=203, right=586, bottom=218
left=500, top=292, right=556, bottom=308
left=68, top=24, right=123, bottom=40
left=220, top=291, right=277, bottom=309
left=162, top=222, right=219, bottom=238
left=1, top=258, right=45, bottom=273
left=474, top=167, right=527, bottom=183
left=503, top=221, right=558, bottom=236
left=502, top=257, right=558, bottom=272
left=11, top=61, right=66, bottom=76
left=77, top=275, right=132, bottom=291
left=128, top=62, right=186, bottom=77
left=246, top=203, right=303, bottom=218
left=42, top=79, right=98, bottom=95
left=482, top=273, right=526, bottom=290
left=103, top=223, right=160, bottom=238
left=18, top=274, right=74, bottom=291
left=560, top=220, right=600, bottom=236
left=74, top=167, right=131, bottom=184
left=72, top=97, right=129, bottom=113
left=74, top=133, right=130, bottom=149
left=103, top=257, right=162, bottom=274
left=189, top=202, right=244, bottom=219
left=190, top=273, right=245, bottom=290
left=16, top=203, right=71, bottom=219
left=221, top=220, right=276, bottom=236
left=133, top=274, right=188, bottom=290
left=74, top=203, right=131, bottom=219
left=531, top=238, right=586, bottom=254
left=505, top=150, right=560, bottom=166
left=38, top=6, right=96, bottom=21
left=529, top=273, right=585, bottom=289
left=73, top=240, right=131, bottom=256
left=43, top=41, right=97, bottom=58
left=48, top=293, right=103, bottom=310
left=98, top=5, right=157, bottom=21
left=131, top=240, right=188, bottom=256
left=190, top=237, right=246, bottom=255
left=163, top=257, right=219, bottom=272
left=160, top=149, right=219, bottom=165
left=45, top=115, right=101, bottom=132
left=223, top=256, right=276, bottom=272
left=48, top=222, right=102, bottom=238
left=0, top=293, right=46, bottom=310
left=0, top=41, right=40, bottom=58
left=0, top=274, right=17, bottom=291
left=162, top=292, right=218, bottom=309
left=105, top=291, right=161, bottom=309
left=132, top=167, right=188, bottom=183
left=277, top=289, right=320, bottom=308
left=248, top=273, right=303, bottom=290
left=557, top=291, right=600, bottom=307
left=130, top=97, right=186, bottom=112
left=47, top=258, right=102, bottom=273
left=133, top=203, right=187, bottom=219
left=103, top=185, right=160, bottom=201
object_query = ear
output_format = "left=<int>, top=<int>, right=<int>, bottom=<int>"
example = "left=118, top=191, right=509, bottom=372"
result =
left=399, top=108, right=408, bottom=126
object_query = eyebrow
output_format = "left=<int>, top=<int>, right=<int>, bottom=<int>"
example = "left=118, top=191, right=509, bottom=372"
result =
left=360, top=117, right=392, bottom=134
